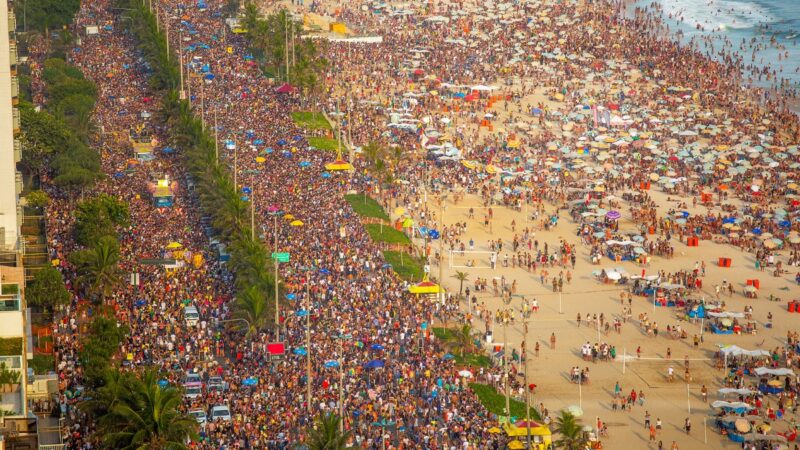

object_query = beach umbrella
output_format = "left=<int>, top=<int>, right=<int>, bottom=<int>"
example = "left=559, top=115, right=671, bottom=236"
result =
left=363, top=360, right=385, bottom=369
left=508, top=441, right=525, bottom=450
left=324, top=360, right=340, bottom=368
left=458, top=370, right=473, bottom=378
left=443, top=353, right=455, bottom=360
left=606, top=210, right=621, bottom=220
left=290, top=220, right=304, bottom=227
left=295, top=309, right=308, bottom=317
left=322, top=172, right=331, bottom=178
left=370, top=344, right=384, bottom=351
left=242, top=377, right=258, bottom=386
left=293, top=347, right=307, bottom=356
left=286, top=293, right=296, bottom=300
left=487, top=427, right=502, bottom=434
left=166, top=242, right=183, bottom=249
left=299, top=161, right=311, bottom=167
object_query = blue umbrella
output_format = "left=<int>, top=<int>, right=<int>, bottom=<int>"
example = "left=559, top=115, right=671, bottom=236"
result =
left=296, top=309, right=309, bottom=317
left=363, top=359, right=385, bottom=369
left=299, top=161, right=311, bottom=167
left=319, top=268, right=330, bottom=274
left=293, top=135, right=303, bottom=141
left=680, top=211, right=690, bottom=218
left=722, top=217, right=736, bottom=224
left=324, top=360, right=340, bottom=368
left=158, top=379, right=169, bottom=388
left=278, top=139, right=288, bottom=146
left=162, top=146, right=175, bottom=153
left=242, top=377, right=258, bottom=386
left=113, top=172, right=125, bottom=178
left=322, top=172, right=331, bottom=178
left=286, top=293, right=297, bottom=300
left=428, top=230, right=440, bottom=239
left=265, top=148, right=274, bottom=154
left=443, top=353, right=455, bottom=360
left=241, top=186, right=252, bottom=194
left=204, top=74, right=215, bottom=80
left=779, top=220, right=791, bottom=228
left=370, top=344, right=384, bottom=351
left=753, top=227, right=762, bottom=235
left=245, top=130, right=255, bottom=138
left=253, top=139, right=264, bottom=145
left=293, top=347, right=307, bottom=356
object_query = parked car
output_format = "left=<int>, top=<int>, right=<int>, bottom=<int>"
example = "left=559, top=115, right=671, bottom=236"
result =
left=187, top=408, right=207, bottom=425
left=207, top=376, right=228, bottom=392
left=210, top=404, right=231, bottom=422
left=183, top=372, right=202, bottom=388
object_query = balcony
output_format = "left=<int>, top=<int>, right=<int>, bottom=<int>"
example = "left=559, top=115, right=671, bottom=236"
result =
left=0, top=284, right=21, bottom=312
left=14, top=139, right=21, bottom=163
left=13, top=107, right=20, bottom=133
left=11, top=75, right=19, bottom=100
left=8, top=10, right=16, bottom=33
left=9, top=41, right=17, bottom=66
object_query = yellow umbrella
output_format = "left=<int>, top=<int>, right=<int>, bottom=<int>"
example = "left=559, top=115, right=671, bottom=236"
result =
left=461, top=160, right=476, bottom=170
left=487, top=427, right=502, bottom=434
left=402, top=218, right=414, bottom=228
left=394, top=207, right=406, bottom=216
left=256, top=156, right=266, bottom=163
left=485, top=165, right=498, bottom=174
left=166, top=242, right=183, bottom=249
left=284, top=214, right=295, bottom=220
left=508, top=441, right=525, bottom=449
left=290, top=220, right=304, bottom=227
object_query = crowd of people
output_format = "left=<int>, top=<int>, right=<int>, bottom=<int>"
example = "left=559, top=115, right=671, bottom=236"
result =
left=27, top=0, right=800, bottom=448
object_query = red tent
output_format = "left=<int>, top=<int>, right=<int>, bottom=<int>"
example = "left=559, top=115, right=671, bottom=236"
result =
left=274, top=83, right=297, bottom=94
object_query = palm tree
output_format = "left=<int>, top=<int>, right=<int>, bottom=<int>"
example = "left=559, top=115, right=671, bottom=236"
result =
left=73, top=237, right=122, bottom=303
left=306, top=413, right=353, bottom=450
left=98, top=369, right=198, bottom=450
left=452, top=271, right=469, bottom=298
left=448, top=324, right=474, bottom=357
left=553, top=411, right=588, bottom=450
left=235, top=285, right=269, bottom=336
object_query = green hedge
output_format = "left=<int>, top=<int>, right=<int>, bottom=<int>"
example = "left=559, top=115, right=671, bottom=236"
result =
left=0, top=338, right=23, bottom=356
left=366, top=224, right=410, bottom=245
left=469, top=383, right=540, bottom=420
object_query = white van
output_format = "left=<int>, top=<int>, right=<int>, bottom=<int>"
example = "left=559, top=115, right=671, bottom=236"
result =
left=184, top=306, right=200, bottom=327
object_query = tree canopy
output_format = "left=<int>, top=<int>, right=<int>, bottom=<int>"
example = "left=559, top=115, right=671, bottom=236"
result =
left=26, top=266, right=70, bottom=313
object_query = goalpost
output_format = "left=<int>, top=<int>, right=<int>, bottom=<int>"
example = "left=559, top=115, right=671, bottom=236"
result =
left=448, top=250, right=497, bottom=269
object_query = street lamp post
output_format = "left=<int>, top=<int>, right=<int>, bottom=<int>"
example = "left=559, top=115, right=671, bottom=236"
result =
left=501, top=294, right=512, bottom=422
left=521, top=308, right=532, bottom=449
left=306, top=272, right=312, bottom=413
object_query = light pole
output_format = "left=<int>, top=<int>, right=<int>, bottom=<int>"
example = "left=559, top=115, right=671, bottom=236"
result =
left=268, top=205, right=281, bottom=340
left=305, top=270, right=312, bottom=413
left=521, top=307, right=532, bottom=449
left=336, top=333, right=351, bottom=433
left=501, top=294, right=512, bottom=421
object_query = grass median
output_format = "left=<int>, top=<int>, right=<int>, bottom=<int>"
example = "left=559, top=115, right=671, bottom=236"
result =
left=366, top=224, right=410, bottom=245
left=383, top=251, right=424, bottom=281
left=308, top=137, right=340, bottom=151
left=345, top=194, right=389, bottom=220
left=291, top=111, right=332, bottom=130
left=469, top=383, right=540, bottom=420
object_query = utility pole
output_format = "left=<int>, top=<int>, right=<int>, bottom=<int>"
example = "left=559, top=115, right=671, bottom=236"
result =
left=250, top=187, right=255, bottom=241
left=438, top=194, right=445, bottom=304
left=306, top=273, right=312, bottom=413
left=214, top=110, right=219, bottom=165
left=233, top=138, right=238, bottom=188
left=285, top=10, right=290, bottom=83
left=179, top=31, right=185, bottom=98
left=274, top=213, right=280, bottom=341
left=522, top=311, right=532, bottom=450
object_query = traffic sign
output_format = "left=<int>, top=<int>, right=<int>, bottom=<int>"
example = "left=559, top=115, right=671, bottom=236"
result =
left=272, top=252, right=290, bottom=262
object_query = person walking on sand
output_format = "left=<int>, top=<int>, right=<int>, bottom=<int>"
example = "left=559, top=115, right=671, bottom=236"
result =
left=550, top=333, right=556, bottom=350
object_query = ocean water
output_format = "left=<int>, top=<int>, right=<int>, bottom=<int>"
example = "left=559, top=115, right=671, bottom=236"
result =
left=635, top=0, right=800, bottom=93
